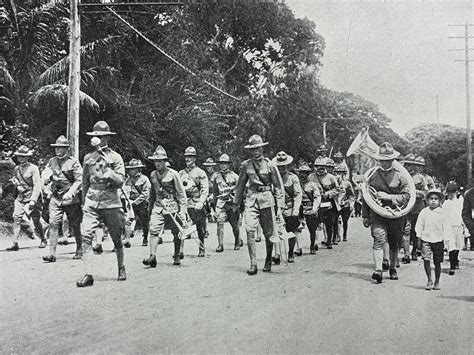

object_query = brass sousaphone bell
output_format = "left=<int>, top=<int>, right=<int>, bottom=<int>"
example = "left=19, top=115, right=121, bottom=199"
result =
left=347, top=127, right=416, bottom=219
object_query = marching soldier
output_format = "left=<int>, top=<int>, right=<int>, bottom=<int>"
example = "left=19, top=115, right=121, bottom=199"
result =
left=362, top=143, right=411, bottom=283
left=273, top=151, right=302, bottom=262
left=325, top=158, right=336, bottom=175
left=42, top=136, right=82, bottom=262
left=179, top=147, right=209, bottom=257
left=309, top=157, right=339, bottom=249
left=143, top=145, right=187, bottom=267
left=334, top=164, right=355, bottom=242
left=77, top=121, right=127, bottom=287
left=333, top=150, right=349, bottom=173
left=297, top=162, right=321, bottom=253
left=125, top=159, right=151, bottom=247
left=213, top=154, right=242, bottom=252
left=317, top=144, right=329, bottom=159
left=203, top=158, right=217, bottom=236
left=414, top=156, right=435, bottom=189
left=234, top=134, right=284, bottom=275
left=7, top=145, right=47, bottom=251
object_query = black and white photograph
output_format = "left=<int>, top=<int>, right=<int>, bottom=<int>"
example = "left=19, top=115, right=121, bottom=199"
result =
left=0, top=0, right=473, bottom=353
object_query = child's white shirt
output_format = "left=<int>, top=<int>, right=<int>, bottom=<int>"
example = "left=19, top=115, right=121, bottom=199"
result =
left=415, top=206, right=451, bottom=243
left=442, top=196, right=464, bottom=227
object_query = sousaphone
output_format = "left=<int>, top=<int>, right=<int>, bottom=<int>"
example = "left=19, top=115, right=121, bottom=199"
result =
left=347, top=127, right=416, bottom=218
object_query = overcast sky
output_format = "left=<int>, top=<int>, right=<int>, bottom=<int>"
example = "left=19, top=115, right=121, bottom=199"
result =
left=285, top=0, right=473, bottom=135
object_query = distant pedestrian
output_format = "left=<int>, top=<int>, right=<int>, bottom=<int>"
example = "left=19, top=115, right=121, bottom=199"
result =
left=443, top=182, right=464, bottom=275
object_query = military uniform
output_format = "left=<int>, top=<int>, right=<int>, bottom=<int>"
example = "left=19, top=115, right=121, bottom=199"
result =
left=125, top=162, right=151, bottom=246
left=180, top=147, right=209, bottom=256
left=234, top=135, right=284, bottom=274
left=42, top=136, right=83, bottom=261
left=8, top=145, right=46, bottom=251
left=334, top=172, right=355, bottom=242
left=77, top=121, right=126, bottom=287
left=213, top=155, right=241, bottom=252
left=308, top=159, right=339, bottom=249
left=299, top=169, right=322, bottom=253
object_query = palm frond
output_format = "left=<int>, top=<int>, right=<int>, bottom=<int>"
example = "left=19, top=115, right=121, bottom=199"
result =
left=28, top=84, right=99, bottom=112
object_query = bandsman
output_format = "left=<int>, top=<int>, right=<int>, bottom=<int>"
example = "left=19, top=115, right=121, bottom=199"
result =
left=414, top=156, right=435, bottom=189
left=309, top=157, right=339, bottom=249
left=179, top=147, right=209, bottom=257
left=334, top=164, right=355, bottom=242
left=125, top=159, right=151, bottom=247
left=203, top=157, right=217, bottom=235
left=325, top=158, right=336, bottom=175
left=77, top=121, right=127, bottom=287
left=144, top=145, right=187, bottom=267
left=272, top=151, right=302, bottom=262
left=317, top=144, right=329, bottom=159
left=333, top=150, right=349, bottom=173
left=362, top=143, right=411, bottom=283
left=7, top=145, right=47, bottom=251
left=234, top=134, right=284, bottom=275
left=213, top=154, right=242, bottom=252
left=42, top=135, right=82, bottom=262
left=297, top=162, right=321, bottom=253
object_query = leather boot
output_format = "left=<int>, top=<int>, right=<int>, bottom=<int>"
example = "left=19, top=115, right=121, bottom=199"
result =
left=142, top=238, right=148, bottom=246
left=76, top=274, right=94, bottom=287
left=6, top=242, right=19, bottom=251
left=247, top=265, right=257, bottom=275
left=143, top=255, right=157, bottom=268
left=216, top=223, right=224, bottom=252
left=198, top=247, right=205, bottom=257
left=39, top=239, right=47, bottom=248
left=73, top=249, right=83, bottom=260
left=389, top=269, right=398, bottom=280
left=118, top=265, right=126, bottom=281
left=42, top=255, right=56, bottom=262
left=93, top=244, right=103, bottom=254
left=263, top=259, right=272, bottom=272
left=371, top=271, right=383, bottom=284
left=216, top=245, right=224, bottom=253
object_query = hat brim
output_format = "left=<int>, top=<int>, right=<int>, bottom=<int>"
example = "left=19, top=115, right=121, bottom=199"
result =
left=86, top=131, right=116, bottom=136
left=50, top=143, right=70, bottom=147
left=272, top=156, right=294, bottom=166
left=203, top=163, right=217, bottom=166
left=125, top=164, right=145, bottom=169
left=244, top=142, right=269, bottom=149
left=427, top=191, right=444, bottom=200
left=14, top=152, right=33, bottom=157
left=148, top=156, right=169, bottom=161
left=297, top=168, right=312, bottom=172
left=374, top=152, right=400, bottom=161
left=184, top=153, right=197, bottom=157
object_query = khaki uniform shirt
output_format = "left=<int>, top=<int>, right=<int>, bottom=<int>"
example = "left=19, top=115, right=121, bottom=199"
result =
left=281, top=171, right=302, bottom=217
left=82, top=147, right=125, bottom=209
left=337, top=178, right=355, bottom=208
left=179, top=165, right=209, bottom=208
left=126, top=173, right=151, bottom=208
left=149, top=168, right=187, bottom=214
left=233, top=157, right=284, bottom=209
left=13, top=162, right=42, bottom=203
left=213, top=169, right=239, bottom=209
left=301, top=180, right=322, bottom=215
left=308, top=172, right=338, bottom=209
left=43, top=155, right=82, bottom=205
left=411, top=172, right=427, bottom=215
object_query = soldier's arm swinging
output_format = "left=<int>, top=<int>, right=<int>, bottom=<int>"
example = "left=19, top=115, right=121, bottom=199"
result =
left=292, top=177, right=303, bottom=216
left=233, top=163, right=249, bottom=208
left=30, top=166, right=42, bottom=204
left=133, top=177, right=151, bottom=206
left=66, top=160, right=83, bottom=199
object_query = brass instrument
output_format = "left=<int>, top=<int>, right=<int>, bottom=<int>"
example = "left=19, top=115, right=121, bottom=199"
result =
left=347, top=127, right=416, bottom=218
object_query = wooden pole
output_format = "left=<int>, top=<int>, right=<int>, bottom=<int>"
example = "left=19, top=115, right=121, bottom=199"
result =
left=465, top=23, right=472, bottom=185
left=67, top=0, right=81, bottom=159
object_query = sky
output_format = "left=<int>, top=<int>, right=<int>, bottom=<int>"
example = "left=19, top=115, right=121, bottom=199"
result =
left=285, top=0, right=473, bottom=135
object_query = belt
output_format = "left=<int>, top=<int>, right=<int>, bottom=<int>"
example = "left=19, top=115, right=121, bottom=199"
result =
left=90, top=183, right=111, bottom=190
left=249, top=185, right=272, bottom=192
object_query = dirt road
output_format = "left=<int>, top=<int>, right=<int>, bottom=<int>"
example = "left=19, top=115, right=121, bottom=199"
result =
left=1, top=219, right=473, bottom=354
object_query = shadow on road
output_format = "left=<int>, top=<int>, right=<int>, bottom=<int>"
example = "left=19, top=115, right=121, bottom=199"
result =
left=438, top=295, right=474, bottom=303
left=403, top=285, right=427, bottom=290
left=351, top=262, right=373, bottom=270
left=321, top=269, right=372, bottom=282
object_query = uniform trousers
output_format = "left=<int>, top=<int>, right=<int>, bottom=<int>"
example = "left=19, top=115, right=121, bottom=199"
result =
left=132, top=204, right=150, bottom=241
left=149, top=207, right=182, bottom=257
left=215, top=202, right=240, bottom=243
left=319, top=208, right=336, bottom=247
left=188, top=207, right=207, bottom=249
left=244, top=205, right=274, bottom=266
left=13, top=198, right=45, bottom=240
left=304, top=214, right=319, bottom=248
left=370, top=215, right=404, bottom=271
left=333, top=206, right=351, bottom=241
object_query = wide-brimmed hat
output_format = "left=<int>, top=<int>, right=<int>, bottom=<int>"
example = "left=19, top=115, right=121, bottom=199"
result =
left=148, top=145, right=169, bottom=161
left=445, top=181, right=458, bottom=193
left=317, top=144, right=329, bottom=152
left=14, top=145, right=33, bottom=157
left=373, top=142, right=400, bottom=161
left=86, top=121, right=116, bottom=136
left=414, top=156, right=426, bottom=166
left=203, top=158, right=217, bottom=166
left=50, top=135, right=70, bottom=147
left=314, top=157, right=327, bottom=167
left=297, top=162, right=312, bottom=172
left=272, top=151, right=293, bottom=166
left=401, top=153, right=416, bottom=165
left=333, top=151, right=344, bottom=159
left=426, top=188, right=444, bottom=201
left=335, top=163, right=347, bottom=173
left=326, top=158, right=335, bottom=167
left=125, top=158, right=145, bottom=169
left=218, top=154, right=231, bottom=163
left=184, top=146, right=197, bottom=157
left=244, top=135, right=269, bottom=149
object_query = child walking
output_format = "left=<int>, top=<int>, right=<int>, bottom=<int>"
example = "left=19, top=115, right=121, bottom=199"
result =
left=443, top=182, right=464, bottom=275
left=415, top=188, right=451, bottom=290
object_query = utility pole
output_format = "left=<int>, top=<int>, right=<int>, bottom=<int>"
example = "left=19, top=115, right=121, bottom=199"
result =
left=67, top=0, right=80, bottom=159
left=449, top=23, right=474, bottom=185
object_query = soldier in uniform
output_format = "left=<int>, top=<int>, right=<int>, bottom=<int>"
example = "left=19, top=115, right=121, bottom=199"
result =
left=317, top=144, right=329, bottom=159
left=333, top=150, right=349, bottom=173
left=414, top=156, right=435, bottom=189
left=297, top=162, right=321, bottom=253
left=309, top=157, right=339, bottom=249
left=7, top=145, right=47, bottom=251
left=42, top=136, right=82, bottom=262
left=203, top=158, right=217, bottom=237
left=325, top=158, right=336, bottom=175
left=334, top=164, right=355, bottom=242
left=76, top=121, right=127, bottom=287
left=144, top=145, right=187, bottom=267
left=125, top=159, right=151, bottom=247
left=272, top=151, right=302, bottom=262
left=362, top=143, right=411, bottom=283
left=179, top=147, right=209, bottom=257
left=234, top=134, right=284, bottom=275
left=213, top=154, right=242, bottom=252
